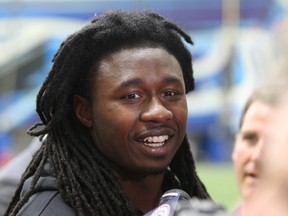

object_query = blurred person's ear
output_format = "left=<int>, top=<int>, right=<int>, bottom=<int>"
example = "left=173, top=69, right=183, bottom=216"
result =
left=73, top=95, right=93, bottom=128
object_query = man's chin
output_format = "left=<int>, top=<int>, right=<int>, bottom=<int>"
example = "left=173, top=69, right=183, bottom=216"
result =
left=242, top=185, right=258, bottom=201
left=137, top=166, right=167, bottom=176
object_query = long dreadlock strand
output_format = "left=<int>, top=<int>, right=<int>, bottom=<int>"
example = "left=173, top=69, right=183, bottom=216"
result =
left=170, top=136, right=210, bottom=199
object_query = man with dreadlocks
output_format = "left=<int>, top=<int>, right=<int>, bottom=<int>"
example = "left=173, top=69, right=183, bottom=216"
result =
left=5, top=10, right=210, bottom=216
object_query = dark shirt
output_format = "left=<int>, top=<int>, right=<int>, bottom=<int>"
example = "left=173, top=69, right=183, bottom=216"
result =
left=18, top=165, right=75, bottom=216
left=17, top=164, right=145, bottom=215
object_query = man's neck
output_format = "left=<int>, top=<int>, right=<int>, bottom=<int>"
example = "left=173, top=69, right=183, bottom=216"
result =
left=119, top=173, right=164, bottom=213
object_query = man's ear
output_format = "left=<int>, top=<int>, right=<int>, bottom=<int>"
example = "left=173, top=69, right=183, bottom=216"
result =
left=73, top=95, right=93, bottom=127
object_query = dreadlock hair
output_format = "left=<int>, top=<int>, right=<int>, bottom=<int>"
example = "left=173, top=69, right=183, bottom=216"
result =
left=5, top=10, right=209, bottom=216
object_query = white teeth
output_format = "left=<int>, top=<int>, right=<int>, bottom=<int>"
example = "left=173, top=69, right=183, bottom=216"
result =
left=143, top=135, right=169, bottom=143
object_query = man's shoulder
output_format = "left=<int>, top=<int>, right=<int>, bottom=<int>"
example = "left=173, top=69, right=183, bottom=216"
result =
left=18, top=190, right=75, bottom=216
left=18, top=163, right=75, bottom=216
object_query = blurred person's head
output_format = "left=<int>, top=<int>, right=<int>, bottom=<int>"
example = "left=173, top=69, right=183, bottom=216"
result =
left=235, top=23, right=288, bottom=215
left=232, top=85, right=282, bottom=200
left=238, top=88, right=288, bottom=216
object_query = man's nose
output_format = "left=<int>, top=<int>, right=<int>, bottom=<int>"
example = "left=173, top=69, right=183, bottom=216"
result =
left=140, top=97, right=173, bottom=122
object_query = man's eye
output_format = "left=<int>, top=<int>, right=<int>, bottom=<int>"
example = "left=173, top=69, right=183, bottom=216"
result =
left=243, top=133, right=258, bottom=144
left=163, top=91, right=177, bottom=97
left=125, top=93, right=141, bottom=99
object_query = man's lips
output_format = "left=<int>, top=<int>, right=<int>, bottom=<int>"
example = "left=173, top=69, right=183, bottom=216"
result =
left=244, top=172, right=258, bottom=182
left=248, top=173, right=257, bottom=178
left=143, top=135, right=169, bottom=143
left=244, top=164, right=259, bottom=180
left=136, top=128, right=174, bottom=139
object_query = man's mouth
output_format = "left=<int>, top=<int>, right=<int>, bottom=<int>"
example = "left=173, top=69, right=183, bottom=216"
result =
left=245, top=173, right=258, bottom=181
left=142, top=135, right=169, bottom=147
left=248, top=173, right=257, bottom=178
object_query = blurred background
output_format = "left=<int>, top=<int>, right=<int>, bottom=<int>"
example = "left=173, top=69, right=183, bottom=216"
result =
left=0, top=0, right=287, bottom=208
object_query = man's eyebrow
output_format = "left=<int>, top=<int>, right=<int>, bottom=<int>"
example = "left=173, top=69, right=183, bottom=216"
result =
left=163, top=76, right=183, bottom=84
left=117, top=78, right=144, bottom=90
left=116, top=76, right=183, bottom=90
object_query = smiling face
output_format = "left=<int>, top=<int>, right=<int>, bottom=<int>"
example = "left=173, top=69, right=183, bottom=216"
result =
left=232, top=101, right=274, bottom=200
left=75, top=47, right=187, bottom=177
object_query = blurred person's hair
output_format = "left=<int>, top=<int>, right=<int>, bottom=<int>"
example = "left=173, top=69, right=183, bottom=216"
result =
left=238, top=84, right=283, bottom=129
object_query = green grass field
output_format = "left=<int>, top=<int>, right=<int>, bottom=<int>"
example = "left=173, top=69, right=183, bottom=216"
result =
left=196, top=162, right=240, bottom=210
